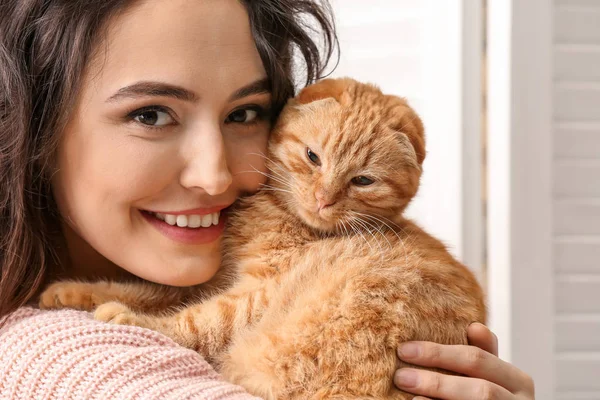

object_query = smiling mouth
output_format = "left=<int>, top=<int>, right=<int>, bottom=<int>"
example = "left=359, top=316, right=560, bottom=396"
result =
left=144, top=210, right=221, bottom=229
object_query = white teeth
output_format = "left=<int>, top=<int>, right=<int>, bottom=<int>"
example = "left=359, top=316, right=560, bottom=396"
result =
left=188, top=215, right=202, bottom=228
left=176, top=215, right=188, bottom=227
left=152, top=211, right=220, bottom=229
left=201, top=214, right=212, bottom=228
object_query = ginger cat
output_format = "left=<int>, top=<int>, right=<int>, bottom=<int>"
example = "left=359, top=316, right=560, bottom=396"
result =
left=41, top=78, right=486, bottom=399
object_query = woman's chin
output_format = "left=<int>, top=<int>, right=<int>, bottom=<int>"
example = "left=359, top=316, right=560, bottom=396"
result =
left=128, top=256, right=222, bottom=288
left=159, top=272, right=216, bottom=287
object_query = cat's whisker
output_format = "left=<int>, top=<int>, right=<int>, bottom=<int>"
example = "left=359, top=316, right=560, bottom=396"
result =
left=351, top=216, right=385, bottom=256
left=259, top=183, right=293, bottom=194
left=245, top=151, right=280, bottom=167
left=354, top=211, right=402, bottom=239
left=259, top=183, right=288, bottom=189
left=341, top=217, right=360, bottom=247
left=340, top=217, right=353, bottom=234
left=347, top=219, right=374, bottom=253
left=352, top=211, right=410, bottom=266
left=236, top=171, right=291, bottom=192
left=234, top=169, right=278, bottom=181
left=345, top=221, right=362, bottom=249
left=359, top=212, right=406, bottom=237
left=366, top=213, right=402, bottom=231
left=342, top=223, right=356, bottom=253
left=257, top=171, right=292, bottom=188
left=338, top=218, right=352, bottom=247
left=340, top=221, right=352, bottom=243
left=259, top=188, right=294, bottom=194
left=245, top=152, right=289, bottom=182
left=265, top=176, right=295, bottom=191
left=353, top=215, right=393, bottom=253
left=353, top=214, right=392, bottom=252
left=372, top=214, right=420, bottom=247
left=237, top=167, right=293, bottom=190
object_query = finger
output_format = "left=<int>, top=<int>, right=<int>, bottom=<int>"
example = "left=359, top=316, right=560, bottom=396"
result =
left=394, top=368, right=513, bottom=400
left=397, top=341, right=530, bottom=394
left=467, top=322, right=498, bottom=356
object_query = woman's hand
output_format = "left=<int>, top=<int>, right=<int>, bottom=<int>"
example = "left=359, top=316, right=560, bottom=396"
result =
left=394, top=323, right=535, bottom=399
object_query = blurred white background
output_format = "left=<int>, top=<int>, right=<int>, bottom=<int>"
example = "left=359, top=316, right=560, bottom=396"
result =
left=329, top=1, right=600, bottom=398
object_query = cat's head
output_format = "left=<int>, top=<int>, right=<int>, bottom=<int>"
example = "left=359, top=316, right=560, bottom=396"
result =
left=266, top=78, right=425, bottom=233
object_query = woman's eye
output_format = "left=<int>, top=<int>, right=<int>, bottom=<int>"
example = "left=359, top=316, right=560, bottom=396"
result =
left=227, top=108, right=259, bottom=124
left=306, top=148, right=321, bottom=166
left=130, top=108, right=174, bottom=127
left=351, top=176, right=375, bottom=186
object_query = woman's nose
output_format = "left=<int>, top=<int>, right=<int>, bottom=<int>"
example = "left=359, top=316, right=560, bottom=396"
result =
left=179, top=123, right=233, bottom=196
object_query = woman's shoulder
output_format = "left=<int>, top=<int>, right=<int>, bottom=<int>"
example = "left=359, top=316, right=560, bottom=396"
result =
left=0, top=306, right=179, bottom=346
left=0, top=307, right=259, bottom=400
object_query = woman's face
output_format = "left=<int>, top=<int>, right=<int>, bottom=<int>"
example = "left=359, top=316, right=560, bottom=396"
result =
left=52, top=0, right=271, bottom=285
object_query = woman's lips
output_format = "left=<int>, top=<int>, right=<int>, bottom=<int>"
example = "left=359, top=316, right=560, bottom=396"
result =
left=141, top=209, right=227, bottom=245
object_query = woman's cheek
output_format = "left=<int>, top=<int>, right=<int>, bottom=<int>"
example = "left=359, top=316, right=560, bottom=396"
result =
left=226, top=130, right=270, bottom=194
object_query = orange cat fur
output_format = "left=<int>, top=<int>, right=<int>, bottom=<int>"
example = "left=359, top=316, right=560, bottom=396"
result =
left=41, top=78, right=486, bottom=399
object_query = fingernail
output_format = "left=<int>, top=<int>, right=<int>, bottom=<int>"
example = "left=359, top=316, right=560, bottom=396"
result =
left=394, top=368, right=419, bottom=388
left=397, top=342, right=420, bottom=359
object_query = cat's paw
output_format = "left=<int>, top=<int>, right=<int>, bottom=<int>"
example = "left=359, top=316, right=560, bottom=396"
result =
left=39, top=281, right=99, bottom=311
left=94, top=301, right=143, bottom=326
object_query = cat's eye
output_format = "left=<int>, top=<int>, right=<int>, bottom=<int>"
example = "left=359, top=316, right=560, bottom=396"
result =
left=306, top=148, right=321, bottom=166
left=351, top=176, right=374, bottom=186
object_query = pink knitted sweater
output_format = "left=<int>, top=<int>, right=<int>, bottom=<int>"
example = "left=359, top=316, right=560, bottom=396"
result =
left=0, top=307, right=261, bottom=400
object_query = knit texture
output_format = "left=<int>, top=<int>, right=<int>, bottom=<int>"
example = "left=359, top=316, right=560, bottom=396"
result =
left=0, top=307, right=261, bottom=400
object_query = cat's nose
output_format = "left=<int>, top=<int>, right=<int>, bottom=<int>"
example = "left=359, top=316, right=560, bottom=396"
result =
left=317, top=199, right=334, bottom=211
left=315, top=190, right=335, bottom=211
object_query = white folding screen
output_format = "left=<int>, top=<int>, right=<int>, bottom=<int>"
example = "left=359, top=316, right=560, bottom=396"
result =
left=487, top=0, right=554, bottom=398
left=553, top=1, right=600, bottom=398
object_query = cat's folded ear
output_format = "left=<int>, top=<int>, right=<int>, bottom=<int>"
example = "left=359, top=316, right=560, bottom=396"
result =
left=388, top=97, right=426, bottom=165
left=296, top=78, right=353, bottom=105
left=402, top=114, right=426, bottom=165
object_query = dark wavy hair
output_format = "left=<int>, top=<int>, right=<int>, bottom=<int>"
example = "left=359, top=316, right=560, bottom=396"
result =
left=0, top=0, right=338, bottom=318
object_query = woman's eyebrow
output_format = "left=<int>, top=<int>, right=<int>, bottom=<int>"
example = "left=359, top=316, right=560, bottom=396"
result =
left=228, top=78, right=271, bottom=101
left=106, top=78, right=271, bottom=104
left=106, top=82, right=199, bottom=103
